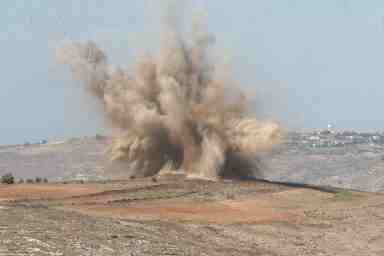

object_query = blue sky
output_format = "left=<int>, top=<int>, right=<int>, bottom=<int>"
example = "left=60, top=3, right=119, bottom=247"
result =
left=1, top=1, right=384, bottom=144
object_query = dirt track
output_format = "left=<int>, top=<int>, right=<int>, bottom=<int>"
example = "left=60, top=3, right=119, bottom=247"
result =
left=1, top=176, right=384, bottom=255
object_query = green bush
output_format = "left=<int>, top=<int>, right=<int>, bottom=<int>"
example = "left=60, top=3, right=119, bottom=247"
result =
left=35, top=177, right=42, bottom=183
left=95, top=134, right=106, bottom=140
left=1, top=173, right=15, bottom=184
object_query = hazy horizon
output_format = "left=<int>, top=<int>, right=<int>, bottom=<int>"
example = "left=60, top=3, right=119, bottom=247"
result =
left=2, top=0, right=384, bottom=145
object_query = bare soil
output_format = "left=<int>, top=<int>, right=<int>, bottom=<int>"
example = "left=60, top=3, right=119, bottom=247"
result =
left=0, top=184, right=106, bottom=201
left=1, top=176, right=384, bottom=255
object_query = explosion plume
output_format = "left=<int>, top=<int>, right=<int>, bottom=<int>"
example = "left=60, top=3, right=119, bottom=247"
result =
left=57, top=7, right=281, bottom=180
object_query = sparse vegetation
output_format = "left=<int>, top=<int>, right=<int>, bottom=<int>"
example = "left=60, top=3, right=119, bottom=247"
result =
left=226, top=193, right=235, bottom=200
left=333, top=190, right=361, bottom=201
left=24, top=177, right=48, bottom=184
left=95, top=134, right=106, bottom=140
left=1, top=173, right=14, bottom=184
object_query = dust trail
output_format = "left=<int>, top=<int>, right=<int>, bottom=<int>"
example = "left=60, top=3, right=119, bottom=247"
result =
left=57, top=3, right=281, bottom=180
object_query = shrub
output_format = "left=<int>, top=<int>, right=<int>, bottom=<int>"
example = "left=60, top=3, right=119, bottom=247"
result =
left=26, top=178, right=34, bottom=183
left=18, top=179, right=24, bottom=184
left=35, top=177, right=42, bottom=183
left=1, top=173, right=15, bottom=184
left=95, top=134, right=106, bottom=140
left=226, top=193, right=235, bottom=200
left=43, top=178, right=48, bottom=183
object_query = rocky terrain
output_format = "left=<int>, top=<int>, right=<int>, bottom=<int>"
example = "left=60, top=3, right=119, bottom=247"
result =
left=1, top=132, right=384, bottom=255
left=1, top=132, right=384, bottom=192
left=1, top=176, right=384, bottom=256
left=0, top=137, right=109, bottom=182
left=260, top=131, right=384, bottom=192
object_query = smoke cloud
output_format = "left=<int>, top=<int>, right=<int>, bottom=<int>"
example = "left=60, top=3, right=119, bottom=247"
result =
left=57, top=4, right=281, bottom=180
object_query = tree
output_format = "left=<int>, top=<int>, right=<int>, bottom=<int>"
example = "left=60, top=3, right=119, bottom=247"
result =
left=1, top=173, right=15, bottom=184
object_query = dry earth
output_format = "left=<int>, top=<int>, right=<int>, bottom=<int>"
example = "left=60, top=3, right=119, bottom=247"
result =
left=1, top=176, right=384, bottom=255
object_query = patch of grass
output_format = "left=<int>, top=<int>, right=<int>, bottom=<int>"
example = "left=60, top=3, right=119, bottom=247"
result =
left=332, top=190, right=361, bottom=201
left=134, top=190, right=184, bottom=199
left=47, top=202, right=64, bottom=207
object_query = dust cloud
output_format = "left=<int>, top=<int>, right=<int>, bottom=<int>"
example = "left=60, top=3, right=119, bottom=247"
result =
left=57, top=3, right=281, bottom=180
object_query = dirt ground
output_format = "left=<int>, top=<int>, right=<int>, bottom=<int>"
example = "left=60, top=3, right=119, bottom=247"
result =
left=0, top=184, right=107, bottom=201
left=1, top=176, right=384, bottom=255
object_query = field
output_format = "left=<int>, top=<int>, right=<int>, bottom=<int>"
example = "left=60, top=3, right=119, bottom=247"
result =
left=1, top=176, right=384, bottom=255
left=1, top=135, right=384, bottom=255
